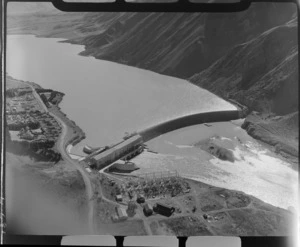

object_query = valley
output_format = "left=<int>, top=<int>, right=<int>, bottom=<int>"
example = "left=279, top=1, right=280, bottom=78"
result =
left=4, top=1, right=298, bottom=236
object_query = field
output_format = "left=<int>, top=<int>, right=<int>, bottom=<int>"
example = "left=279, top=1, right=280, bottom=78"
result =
left=157, top=216, right=213, bottom=236
left=96, top=219, right=147, bottom=236
left=6, top=76, right=29, bottom=89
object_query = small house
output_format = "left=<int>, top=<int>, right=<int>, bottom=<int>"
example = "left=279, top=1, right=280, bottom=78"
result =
left=111, top=214, right=119, bottom=222
left=153, top=203, right=175, bottom=217
left=143, top=203, right=153, bottom=216
left=136, top=194, right=145, bottom=204
left=116, top=194, right=123, bottom=202
left=117, top=207, right=128, bottom=220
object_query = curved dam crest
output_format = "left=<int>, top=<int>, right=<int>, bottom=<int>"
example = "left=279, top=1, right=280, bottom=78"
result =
left=139, top=110, right=241, bottom=142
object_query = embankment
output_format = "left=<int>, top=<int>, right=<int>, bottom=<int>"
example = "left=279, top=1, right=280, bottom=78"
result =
left=241, top=111, right=299, bottom=165
left=139, top=110, right=241, bottom=142
left=49, top=104, right=86, bottom=150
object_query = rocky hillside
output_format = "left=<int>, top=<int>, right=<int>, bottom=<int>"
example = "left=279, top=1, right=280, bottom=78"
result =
left=61, top=3, right=296, bottom=78
left=190, top=17, right=298, bottom=159
left=8, top=2, right=297, bottom=78
left=241, top=111, right=298, bottom=159
left=190, top=18, right=298, bottom=115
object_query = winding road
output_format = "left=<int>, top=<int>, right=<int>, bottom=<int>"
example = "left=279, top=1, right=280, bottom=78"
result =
left=49, top=108, right=95, bottom=234
left=25, top=82, right=95, bottom=234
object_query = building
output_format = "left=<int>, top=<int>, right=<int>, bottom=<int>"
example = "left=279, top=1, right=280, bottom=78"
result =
left=143, top=203, right=153, bottom=216
left=153, top=203, right=175, bottom=217
left=136, top=194, right=145, bottom=204
left=108, top=161, right=139, bottom=173
left=116, top=207, right=128, bottom=221
left=88, top=134, right=143, bottom=169
left=127, top=201, right=137, bottom=217
left=116, top=194, right=123, bottom=202
left=111, top=214, right=119, bottom=222
left=20, top=131, right=34, bottom=140
left=31, top=128, right=43, bottom=135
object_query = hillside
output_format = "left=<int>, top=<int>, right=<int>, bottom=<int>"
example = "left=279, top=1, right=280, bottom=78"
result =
left=190, top=19, right=298, bottom=115
left=242, top=111, right=298, bottom=160
left=64, top=3, right=296, bottom=78
left=7, top=3, right=297, bottom=78
left=190, top=18, right=298, bottom=159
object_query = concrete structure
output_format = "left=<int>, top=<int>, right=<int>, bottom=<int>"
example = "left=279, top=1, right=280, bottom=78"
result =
left=111, top=214, right=119, bottom=222
left=127, top=201, right=137, bottom=216
left=153, top=203, right=175, bottom=217
left=143, top=203, right=153, bottom=216
left=137, top=194, right=145, bottom=204
left=85, top=168, right=92, bottom=173
left=139, top=110, right=241, bottom=142
left=117, top=207, right=128, bottom=220
left=107, top=161, right=139, bottom=173
left=88, top=134, right=143, bottom=169
left=116, top=194, right=123, bottom=202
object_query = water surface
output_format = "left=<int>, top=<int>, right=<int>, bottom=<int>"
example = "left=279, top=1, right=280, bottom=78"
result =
left=132, top=122, right=298, bottom=209
left=7, top=35, right=236, bottom=155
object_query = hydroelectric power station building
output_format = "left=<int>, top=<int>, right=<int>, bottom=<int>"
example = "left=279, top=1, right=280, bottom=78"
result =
left=87, top=134, right=144, bottom=170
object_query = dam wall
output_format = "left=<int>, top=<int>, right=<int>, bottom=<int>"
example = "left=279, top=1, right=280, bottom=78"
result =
left=139, top=110, right=241, bottom=142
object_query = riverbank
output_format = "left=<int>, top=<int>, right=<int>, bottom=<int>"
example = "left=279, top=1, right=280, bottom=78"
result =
left=49, top=104, right=86, bottom=149
left=241, top=111, right=299, bottom=168
left=6, top=75, right=86, bottom=161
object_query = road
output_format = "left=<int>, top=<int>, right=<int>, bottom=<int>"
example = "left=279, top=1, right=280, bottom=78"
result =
left=49, top=109, right=95, bottom=234
left=25, top=82, right=95, bottom=234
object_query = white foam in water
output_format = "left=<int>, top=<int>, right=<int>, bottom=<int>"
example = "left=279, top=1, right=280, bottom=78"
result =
left=135, top=123, right=298, bottom=209
left=209, top=144, right=298, bottom=209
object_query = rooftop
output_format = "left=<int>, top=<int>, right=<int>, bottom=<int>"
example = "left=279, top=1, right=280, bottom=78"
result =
left=92, top=134, right=142, bottom=160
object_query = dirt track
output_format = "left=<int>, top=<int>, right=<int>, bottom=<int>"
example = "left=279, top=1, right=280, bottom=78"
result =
left=49, top=108, right=95, bottom=234
left=24, top=81, right=95, bottom=234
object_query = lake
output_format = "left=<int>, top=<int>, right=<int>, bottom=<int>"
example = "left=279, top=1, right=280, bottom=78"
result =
left=6, top=34, right=236, bottom=155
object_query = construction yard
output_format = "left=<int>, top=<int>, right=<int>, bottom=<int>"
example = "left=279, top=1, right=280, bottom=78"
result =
left=95, top=170, right=295, bottom=236
left=99, top=171, right=190, bottom=204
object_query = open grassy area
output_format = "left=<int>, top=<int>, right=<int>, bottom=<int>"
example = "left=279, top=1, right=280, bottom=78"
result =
left=6, top=76, right=29, bottom=89
left=227, top=209, right=293, bottom=236
left=96, top=219, right=147, bottom=236
left=158, top=216, right=213, bottom=236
